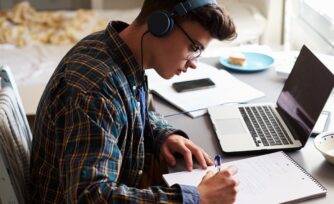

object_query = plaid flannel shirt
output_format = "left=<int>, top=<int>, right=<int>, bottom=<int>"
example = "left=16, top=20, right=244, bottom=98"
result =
left=30, top=21, right=199, bottom=203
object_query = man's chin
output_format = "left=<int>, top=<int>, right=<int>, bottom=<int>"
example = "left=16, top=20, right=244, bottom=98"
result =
left=160, top=73, right=175, bottom=80
left=154, top=69, right=176, bottom=79
left=164, top=75, right=174, bottom=79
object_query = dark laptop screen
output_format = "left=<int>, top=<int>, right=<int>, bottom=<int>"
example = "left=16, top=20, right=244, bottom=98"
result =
left=276, top=45, right=334, bottom=145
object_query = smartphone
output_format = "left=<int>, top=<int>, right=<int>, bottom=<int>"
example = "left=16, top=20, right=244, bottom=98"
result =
left=172, top=78, right=215, bottom=92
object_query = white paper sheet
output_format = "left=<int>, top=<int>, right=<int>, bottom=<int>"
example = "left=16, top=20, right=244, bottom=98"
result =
left=146, top=62, right=264, bottom=117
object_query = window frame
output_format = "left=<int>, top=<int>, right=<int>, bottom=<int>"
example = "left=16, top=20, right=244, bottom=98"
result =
left=299, top=0, right=334, bottom=49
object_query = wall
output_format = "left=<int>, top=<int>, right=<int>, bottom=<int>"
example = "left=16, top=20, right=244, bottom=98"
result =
left=0, top=0, right=90, bottom=10
left=0, top=0, right=19, bottom=9
left=93, top=0, right=143, bottom=9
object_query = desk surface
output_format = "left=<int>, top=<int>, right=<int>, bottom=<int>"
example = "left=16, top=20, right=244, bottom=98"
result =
left=153, top=57, right=334, bottom=204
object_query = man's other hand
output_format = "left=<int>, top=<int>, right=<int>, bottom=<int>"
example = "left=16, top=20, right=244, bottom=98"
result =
left=161, top=135, right=213, bottom=171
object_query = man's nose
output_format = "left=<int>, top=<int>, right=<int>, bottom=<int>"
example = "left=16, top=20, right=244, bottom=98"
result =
left=187, top=58, right=198, bottom=69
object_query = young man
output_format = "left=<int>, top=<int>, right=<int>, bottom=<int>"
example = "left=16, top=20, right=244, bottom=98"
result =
left=30, top=0, right=238, bottom=203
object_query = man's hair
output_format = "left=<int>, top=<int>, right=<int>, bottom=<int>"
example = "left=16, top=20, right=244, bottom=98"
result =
left=135, top=0, right=237, bottom=41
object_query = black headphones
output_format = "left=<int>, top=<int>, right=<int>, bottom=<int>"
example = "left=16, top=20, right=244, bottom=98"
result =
left=147, top=0, right=217, bottom=37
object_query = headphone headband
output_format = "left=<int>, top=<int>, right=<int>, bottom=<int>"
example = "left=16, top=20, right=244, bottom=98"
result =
left=174, top=0, right=217, bottom=16
left=147, top=0, right=217, bottom=37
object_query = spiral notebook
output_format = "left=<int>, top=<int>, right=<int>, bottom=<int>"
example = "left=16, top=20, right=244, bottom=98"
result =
left=163, top=151, right=326, bottom=204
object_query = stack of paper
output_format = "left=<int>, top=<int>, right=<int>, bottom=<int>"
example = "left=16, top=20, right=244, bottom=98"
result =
left=146, top=62, right=264, bottom=117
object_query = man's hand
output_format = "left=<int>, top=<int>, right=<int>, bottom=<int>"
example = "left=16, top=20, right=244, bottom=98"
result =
left=161, top=135, right=213, bottom=171
left=198, top=166, right=239, bottom=204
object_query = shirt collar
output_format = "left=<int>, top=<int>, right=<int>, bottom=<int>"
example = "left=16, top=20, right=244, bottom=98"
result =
left=105, top=21, right=145, bottom=89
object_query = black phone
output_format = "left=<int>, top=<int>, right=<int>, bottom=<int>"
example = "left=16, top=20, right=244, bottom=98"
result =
left=172, top=78, right=215, bottom=92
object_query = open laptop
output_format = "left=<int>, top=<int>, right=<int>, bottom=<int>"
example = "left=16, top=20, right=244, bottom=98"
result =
left=208, top=45, right=334, bottom=154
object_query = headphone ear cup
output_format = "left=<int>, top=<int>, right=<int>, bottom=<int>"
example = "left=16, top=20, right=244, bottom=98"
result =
left=147, top=11, right=174, bottom=37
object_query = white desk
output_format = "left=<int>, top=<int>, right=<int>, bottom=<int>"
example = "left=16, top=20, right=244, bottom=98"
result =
left=153, top=57, right=334, bottom=204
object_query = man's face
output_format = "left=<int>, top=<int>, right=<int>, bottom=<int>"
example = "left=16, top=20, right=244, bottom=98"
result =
left=149, top=20, right=212, bottom=79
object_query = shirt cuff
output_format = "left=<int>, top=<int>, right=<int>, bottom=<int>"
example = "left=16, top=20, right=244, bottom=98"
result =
left=173, top=184, right=200, bottom=204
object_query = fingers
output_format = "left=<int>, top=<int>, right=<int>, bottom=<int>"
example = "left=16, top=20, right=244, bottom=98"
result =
left=161, top=136, right=193, bottom=170
left=217, top=166, right=239, bottom=192
left=180, top=146, right=193, bottom=171
left=186, top=143, right=207, bottom=169
left=163, top=138, right=193, bottom=171
left=198, top=167, right=239, bottom=204
left=217, top=165, right=239, bottom=189
left=161, top=145, right=176, bottom=166
left=161, top=135, right=213, bottom=171
left=203, top=151, right=214, bottom=166
left=185, top=141, right=214, bottom=169
left=223, top=165, right=238, bottom=177
left=201, top=170, right=214, bottom=182
left=168, top=138, right=194, bottom=171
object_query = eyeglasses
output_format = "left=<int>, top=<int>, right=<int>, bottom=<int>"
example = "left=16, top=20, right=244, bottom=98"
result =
left=174, top=20, right=204, bottom=61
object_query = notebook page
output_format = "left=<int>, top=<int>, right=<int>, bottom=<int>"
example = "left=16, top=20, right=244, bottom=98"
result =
left=163, top=151, right=326, bottom=204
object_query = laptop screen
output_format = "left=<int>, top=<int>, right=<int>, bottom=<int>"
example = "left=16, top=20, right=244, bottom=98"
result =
left=276, top=45, right=334, bottom=145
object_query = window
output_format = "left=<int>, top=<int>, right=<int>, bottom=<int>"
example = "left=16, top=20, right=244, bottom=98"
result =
left=299, top=0, right=334, bottom=48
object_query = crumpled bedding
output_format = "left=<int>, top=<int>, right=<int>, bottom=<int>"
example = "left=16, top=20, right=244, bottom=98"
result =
left=0, top=1, right=108, bottom=46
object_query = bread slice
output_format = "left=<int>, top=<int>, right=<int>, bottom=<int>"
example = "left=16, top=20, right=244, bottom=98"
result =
left=228, top=53, right=246, bottom=66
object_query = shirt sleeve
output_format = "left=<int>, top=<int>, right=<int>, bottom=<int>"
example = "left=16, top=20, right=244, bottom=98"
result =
left=59, top=92, right=184, bottom=203
left=176, top=184, right=201, bottom=204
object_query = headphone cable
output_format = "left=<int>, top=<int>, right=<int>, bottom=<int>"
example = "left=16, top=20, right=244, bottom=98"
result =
left=140, top=30, right=150, bottom=71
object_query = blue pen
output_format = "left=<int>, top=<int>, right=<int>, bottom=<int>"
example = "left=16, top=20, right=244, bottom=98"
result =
left=214, top=154, right=221, bottom=171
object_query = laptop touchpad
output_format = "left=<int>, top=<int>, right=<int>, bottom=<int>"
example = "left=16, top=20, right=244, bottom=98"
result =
left=215, top=118, right=248, bottom=135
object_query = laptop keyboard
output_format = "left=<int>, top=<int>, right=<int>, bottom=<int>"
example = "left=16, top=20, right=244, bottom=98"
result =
left=239, top=106, right=293, bottom=147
